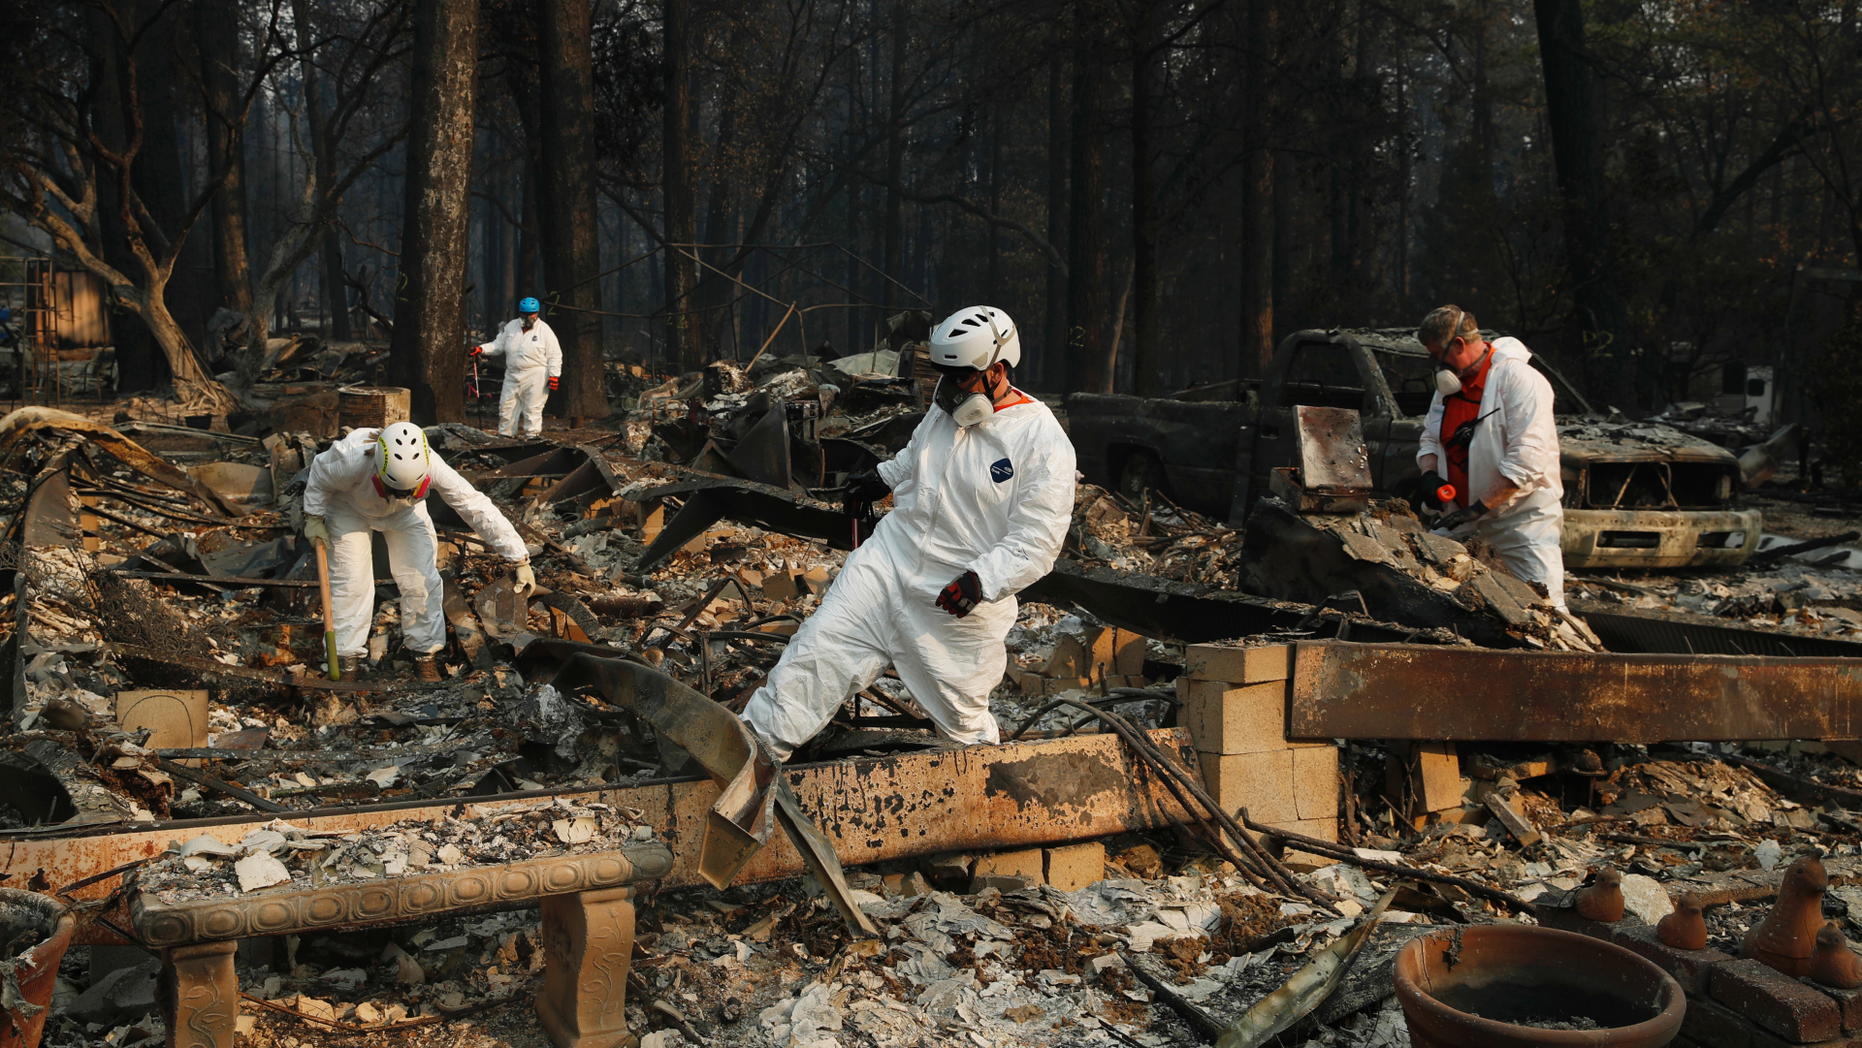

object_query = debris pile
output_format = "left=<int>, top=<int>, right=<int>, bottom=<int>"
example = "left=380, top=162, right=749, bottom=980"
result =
left=10, top=341, right=1862, bottom=1048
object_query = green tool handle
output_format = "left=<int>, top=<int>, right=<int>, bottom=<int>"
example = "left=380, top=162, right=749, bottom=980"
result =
left=315, top=540, right=340, bottom=681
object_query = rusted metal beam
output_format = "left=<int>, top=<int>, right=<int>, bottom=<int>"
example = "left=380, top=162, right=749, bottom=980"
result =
left=1289, top=641, right=1862, bottom=742
left=2, top=727, right=1198, bottom=943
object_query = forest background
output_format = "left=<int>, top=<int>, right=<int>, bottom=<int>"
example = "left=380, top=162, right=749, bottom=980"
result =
left=2, top=0, right=1857, bottom=439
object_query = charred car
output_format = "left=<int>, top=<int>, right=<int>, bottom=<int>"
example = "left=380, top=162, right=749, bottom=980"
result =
left=1067, top=328, right=1761, bottom=570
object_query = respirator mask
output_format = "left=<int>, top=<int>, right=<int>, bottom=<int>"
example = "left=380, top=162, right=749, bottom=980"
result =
left=933, top=373, right=994, bottom=428
left=1434, top=363, right=1463, bottom=397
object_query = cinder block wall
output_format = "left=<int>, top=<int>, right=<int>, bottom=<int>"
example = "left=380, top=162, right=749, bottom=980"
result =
left=1177, top=643, right=1338, bottom=843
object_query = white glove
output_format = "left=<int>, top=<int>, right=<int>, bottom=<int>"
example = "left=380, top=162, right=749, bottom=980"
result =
left=513, top=562, right=537, bottom=597
left=303, top=514, right=329, bottom=548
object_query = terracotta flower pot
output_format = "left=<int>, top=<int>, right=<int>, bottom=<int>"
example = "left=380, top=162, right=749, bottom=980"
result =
left=0, top=889, right=75, bottom=1048
left=1395, top=924, right=1686, bottom=1048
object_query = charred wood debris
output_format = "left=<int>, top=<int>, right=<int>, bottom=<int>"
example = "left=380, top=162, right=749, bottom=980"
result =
left=4, top=342, right=1862, bottom=1048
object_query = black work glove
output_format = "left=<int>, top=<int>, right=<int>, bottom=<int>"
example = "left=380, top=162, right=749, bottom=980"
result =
left=935, top=571, right=982, bottom=618
left=843, top=470, right=891, bottom=515
left=1436, top=500, right=1488, bottom=531
left=1411, top=470, right=1451, bottom=512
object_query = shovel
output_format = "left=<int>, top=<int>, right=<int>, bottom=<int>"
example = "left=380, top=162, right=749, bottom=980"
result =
left=315, top=540, right=339, bottom=680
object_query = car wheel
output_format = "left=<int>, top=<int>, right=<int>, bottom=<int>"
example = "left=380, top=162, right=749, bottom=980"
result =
left=1118, top=453, right=1164, bottom=502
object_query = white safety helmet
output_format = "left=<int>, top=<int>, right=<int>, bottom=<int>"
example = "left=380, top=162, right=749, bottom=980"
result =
left=928, top=306, right=1020, bottom=371
left=374, top=422, right=432, bottom=499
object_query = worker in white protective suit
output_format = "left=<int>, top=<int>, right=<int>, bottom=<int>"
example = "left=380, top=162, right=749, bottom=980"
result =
left=471, top=296, right=561, bottom=437
left=1411, top=305, right=1567, bottom=608
left=302, top=422, right=536, bottom=681
left=741, top=306, right=1076, bottom=781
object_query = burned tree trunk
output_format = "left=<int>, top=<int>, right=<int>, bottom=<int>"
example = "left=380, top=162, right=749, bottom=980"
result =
left=388, top=0, right=477, bottom=423
left=1067, top=42, right=1107, bottom=395
left=289, top=0, right=350, bottom=341
left=537, top=0, right=609, bottom=418
left=1129, top=18, right=1160, bottom=397
left=662, top=0, right=702, bottom=370
left=882, top=4, right=908, bottom=309
left=196, top=0, right=251, bottom=321
left=1240, top=0, right=1276, bottom=377
left=1044, top=54, right=1069, bottom=390
left=1533, top=0, right=1629, bottom=396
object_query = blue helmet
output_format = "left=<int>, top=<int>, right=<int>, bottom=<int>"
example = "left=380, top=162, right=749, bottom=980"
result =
left=518, top=296, right=540, bottom=314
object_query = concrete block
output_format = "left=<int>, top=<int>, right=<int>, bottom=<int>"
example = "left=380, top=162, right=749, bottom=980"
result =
left=1286, top=817, right=1337, bottom=843
left=1045, top=843, right=1106, bottom=892
left=1387, top=741, right=1463, bottom=816
left=1609, top=922, right=1732, bottom=996
left=638, top=503, right=665, bottom=543
left=1042, top=634, right=1090, bottom=678
left=1293, top=745, right=1338, bottom=821
left=1087, top=627, right=1145, bottom=678
left=972, top=849, right=1044, bottom=894
left=1712, top=957, right=1842, bottom=1043
left=1281, top=850, right=1334, bottom=871
left=1201, top=750, right=1298, bottom=824
left=1278, top=816, right=1340, bottom=868
left=1184, top=643, right=1291, bottom=685
left=1179, top=680, right=1288, bottom=755
left=882, top=871, right=931, bottom=899
left=1044, top=629, right=1144, bottom=681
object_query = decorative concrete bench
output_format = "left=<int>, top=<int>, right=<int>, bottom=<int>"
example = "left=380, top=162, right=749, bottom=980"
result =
left=128, top=841, right=673, bottom=1048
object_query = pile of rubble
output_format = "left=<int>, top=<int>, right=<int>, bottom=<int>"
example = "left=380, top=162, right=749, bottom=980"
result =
left=9, top=340, right=1862, bottom=1048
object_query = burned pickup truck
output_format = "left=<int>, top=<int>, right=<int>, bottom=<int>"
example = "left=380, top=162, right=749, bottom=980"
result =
left=1068, top=328, right=1761, bottom=570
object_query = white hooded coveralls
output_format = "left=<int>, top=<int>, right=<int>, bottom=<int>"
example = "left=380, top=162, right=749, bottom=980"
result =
left=477, top=318, right=563, bottom=437
left=304, top=428, right=530, bottom=657
left=741, top=395, right=1077, bottom=761
left=1417, top=336, right=1567, bottom=607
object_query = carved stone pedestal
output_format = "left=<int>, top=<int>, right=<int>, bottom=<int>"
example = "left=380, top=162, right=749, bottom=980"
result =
left=161, top=940, right=237, bottom=1048
left=536, top=886, right=639, bottom=1048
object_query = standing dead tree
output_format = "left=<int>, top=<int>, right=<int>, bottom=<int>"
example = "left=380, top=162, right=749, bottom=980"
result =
left=0, top=0, right=292, bottom=410
left=230, top=0, right=412, bottom=391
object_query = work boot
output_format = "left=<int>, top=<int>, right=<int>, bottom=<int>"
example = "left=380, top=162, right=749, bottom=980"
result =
left=413, top=655, right=443, bottom=683
left=336, top=655, right=366, bottom=680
